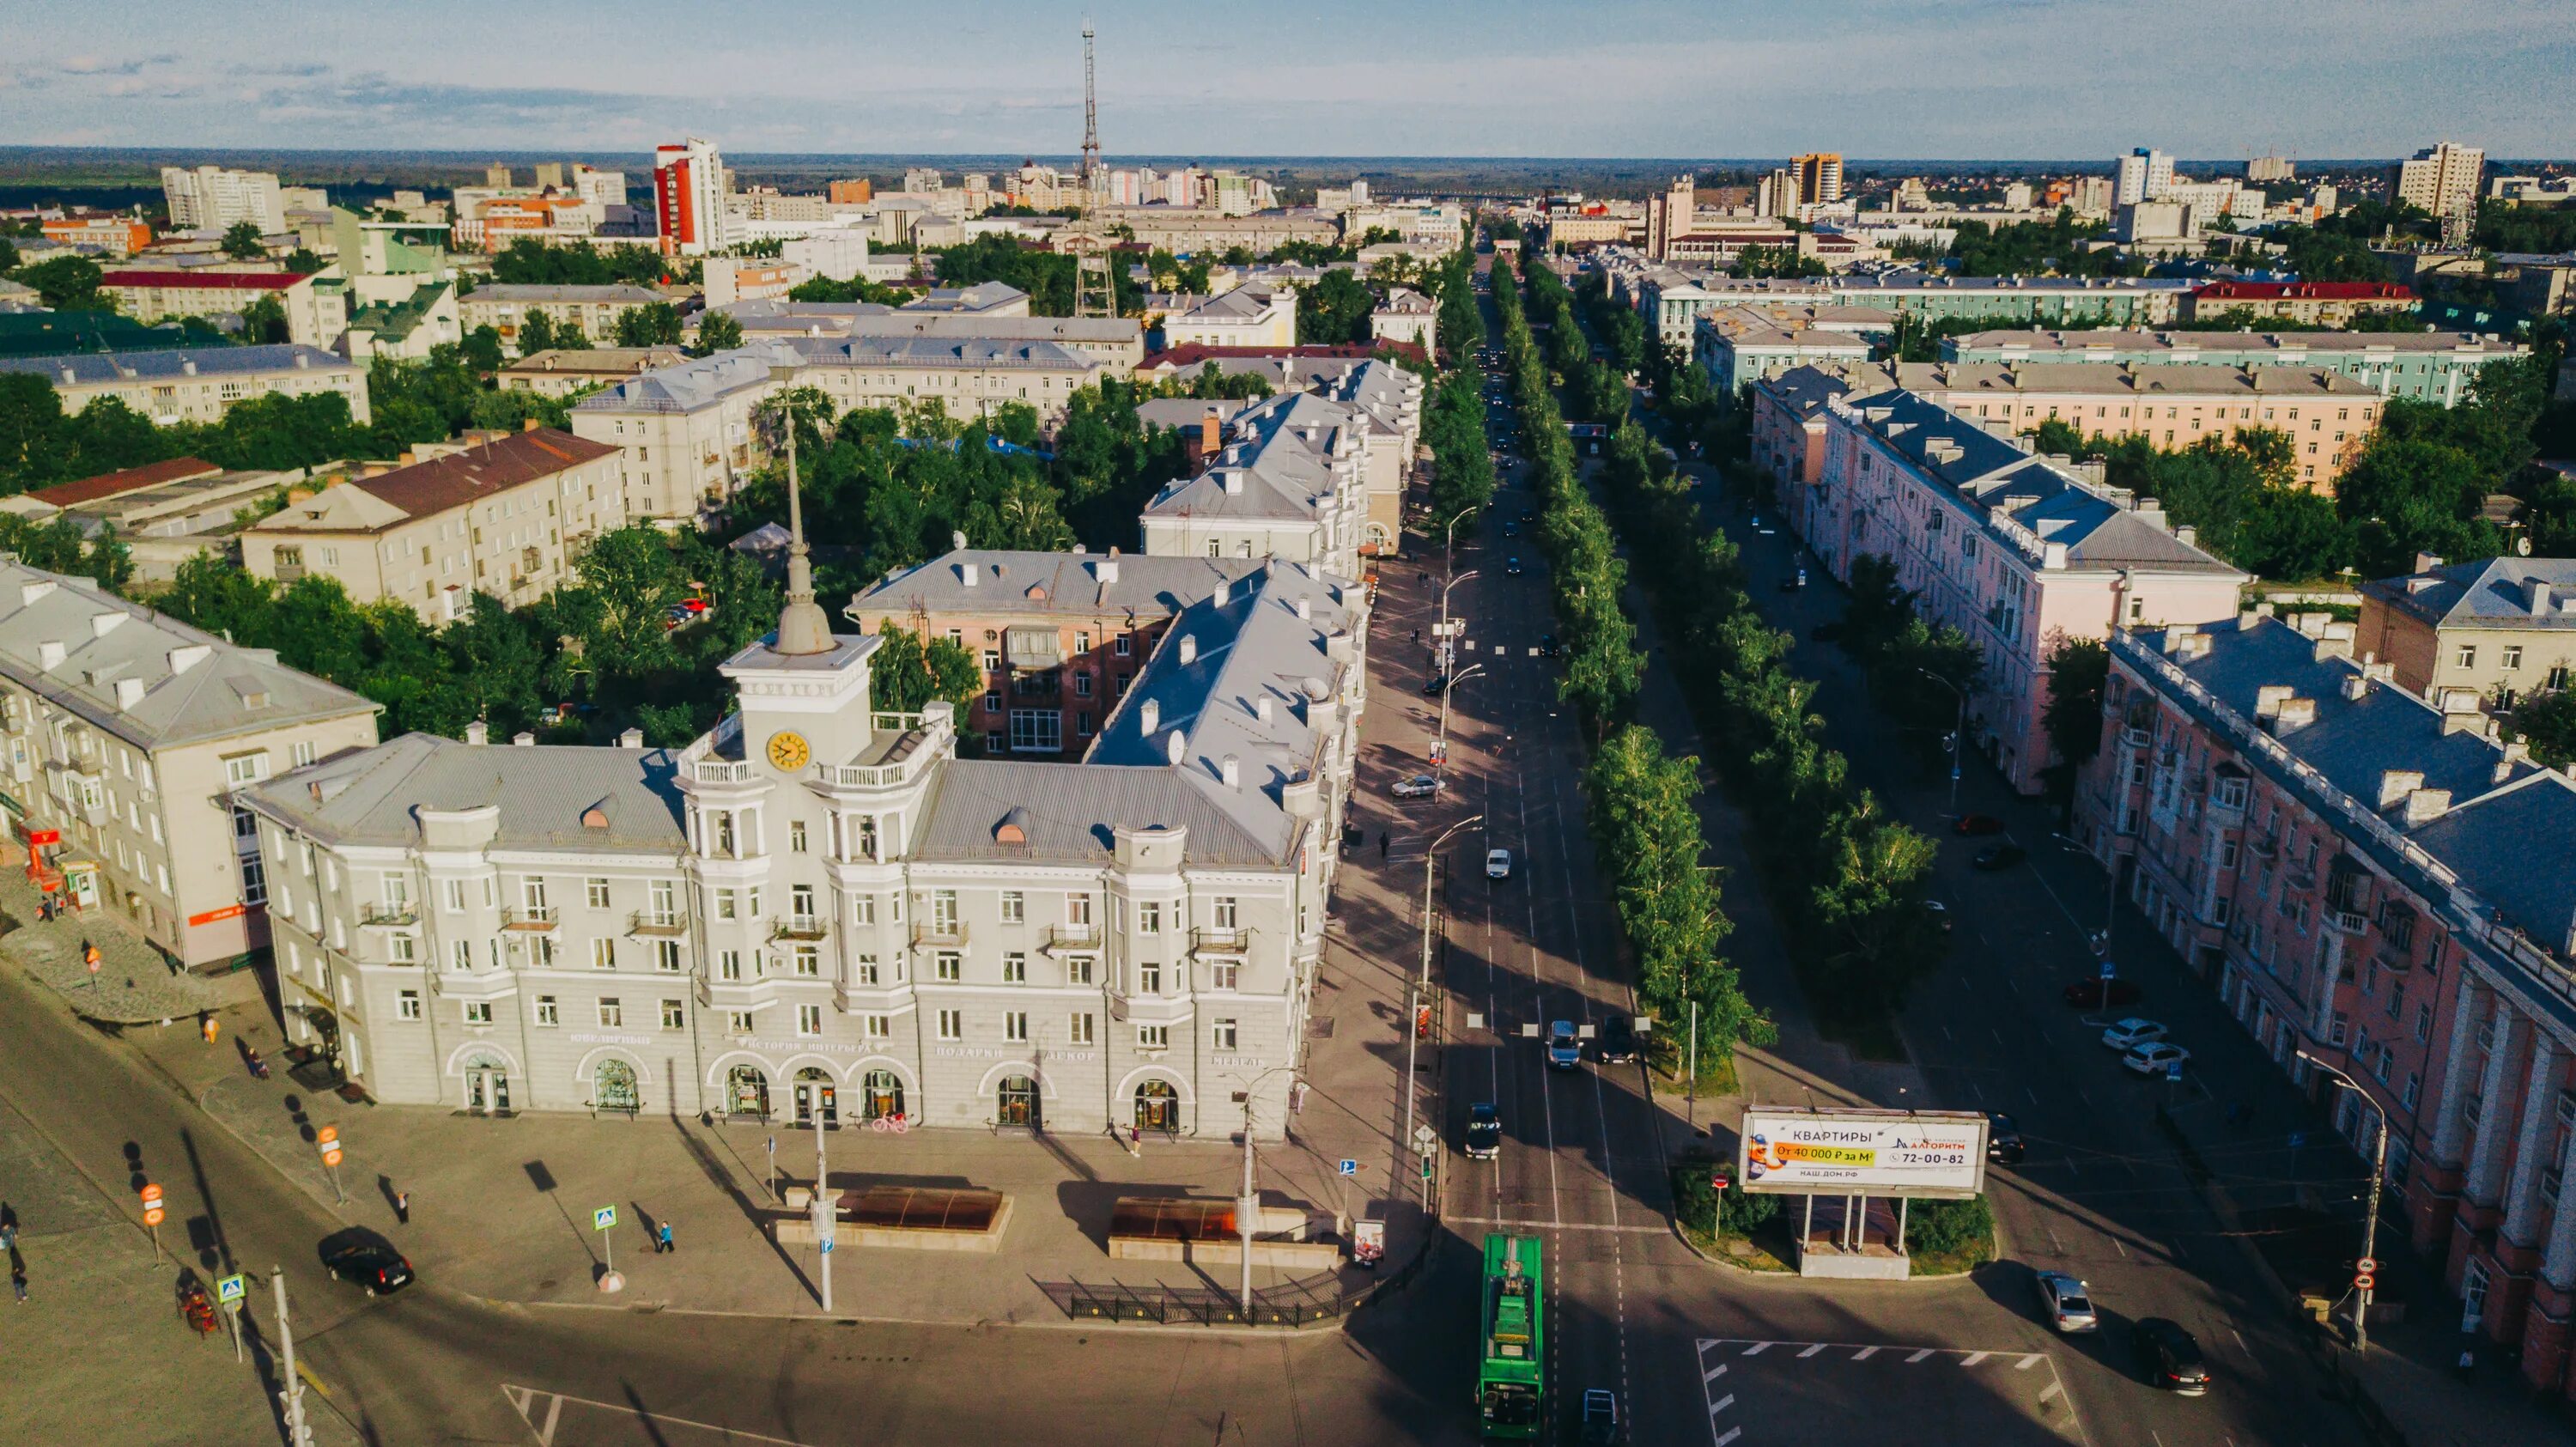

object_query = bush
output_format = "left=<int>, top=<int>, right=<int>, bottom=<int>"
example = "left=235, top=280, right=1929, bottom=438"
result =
left=1903, top=1195, right=1993, bottom=1257
left=1671, top=1159, right=1782, bottom=1237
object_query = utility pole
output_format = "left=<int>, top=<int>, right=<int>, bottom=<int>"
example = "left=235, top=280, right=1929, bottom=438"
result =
left=273, top=1267, right=314, bottom=1447
left=1435, top=664, right=1484, bottom=780
left=2298, top=1052, right=2388, bottom=1352
left=814, top=1096, right=835, bottom=1314
left=1437, top=569, right=1479, bottom=680
left=1403, top=816, right=1483, bottom=1158
left=1238, top=1092, right=1257, bottom=1317
left=1916, top=668, right=1966, bottom=819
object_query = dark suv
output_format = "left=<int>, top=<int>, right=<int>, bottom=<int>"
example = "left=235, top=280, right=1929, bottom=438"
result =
left=1594, top=1016, right=1639, bottom=1065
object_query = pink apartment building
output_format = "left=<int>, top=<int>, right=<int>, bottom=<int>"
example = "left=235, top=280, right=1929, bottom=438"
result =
left=1748, top=365, right=1850, bottom=544
left=1806, top=386, right=2247, bottom=793
left=2081, top=611, right=2576, bottom=1399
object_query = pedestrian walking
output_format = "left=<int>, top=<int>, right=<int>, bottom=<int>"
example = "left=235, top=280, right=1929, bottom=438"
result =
left=2456, top=1347, right=2476, bottom=1383
left=10, top=1268, right=24, bottom=1304
left=657, top=1220, right=674, bottom=1255
left=201, top=1014, right=219, bottom=1046
left=1377, top=830, right=1389, bottom=859
left=393, top=1189, right=410, bottom=1225
left=82, top=940, right=101, bottom=974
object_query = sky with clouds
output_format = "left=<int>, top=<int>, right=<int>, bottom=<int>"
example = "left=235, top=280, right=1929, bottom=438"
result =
left=4, top=0, right=2571, bottom=160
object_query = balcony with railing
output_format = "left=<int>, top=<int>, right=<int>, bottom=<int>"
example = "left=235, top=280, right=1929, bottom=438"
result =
left=687, top=757, right=758, bottom=786
left=912, top=920, right=969, bottom=949
left=628, top=909, right=687, bottom=937
left=771, top=914, right=829, bottom=941
left=1042, top=921, right=1103, bottom=954
left=499, top=905, right=557, bottom=932
left=2329, top=909, right=2369, bottom=936
left=359, top=902, right=420, bottom=928
left=1191, top=926, right=1251, bottom=958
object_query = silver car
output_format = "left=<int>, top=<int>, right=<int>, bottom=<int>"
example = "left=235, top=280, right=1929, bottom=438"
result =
left=2033, top=1271, right=2098, bottom=1333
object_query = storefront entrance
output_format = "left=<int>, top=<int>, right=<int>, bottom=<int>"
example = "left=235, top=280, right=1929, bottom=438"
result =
left=463, top=1054, right=512, bottom=1113
left=793, top=1068, right=838, bottom=1128
left=860, top=1070, right=905, bottom=1122
left=726, top=1065, right=771, bottom=1119
left=594, top=1059, right=641, bottom=1115
left=1133, top=1079, right=1179, bottom=1134
left=997, top=1075, right=1039, bottom=1128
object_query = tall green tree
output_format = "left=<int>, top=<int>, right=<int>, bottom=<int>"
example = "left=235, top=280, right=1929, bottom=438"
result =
left=220, top=220, right=267, bottom=260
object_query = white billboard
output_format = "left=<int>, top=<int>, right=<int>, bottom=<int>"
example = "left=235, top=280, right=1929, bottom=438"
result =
left=1736, top=1107, right=1988, bottom=1199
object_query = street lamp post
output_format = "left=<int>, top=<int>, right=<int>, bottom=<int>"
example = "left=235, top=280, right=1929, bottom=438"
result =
left=1224, top=1064, right=1300, bottom=1318
left=1436, top=570, right=1480, bottom=680
left=1403, top=815, right=1485, bottom=1164
left=1916, top=668, right=1967, bottom=819
left=1442, top=506, right=1477, bottom=586
left=1435, top=664, right=1485, bottom=779
left=2296, top=1051, right=2390, bottom=1353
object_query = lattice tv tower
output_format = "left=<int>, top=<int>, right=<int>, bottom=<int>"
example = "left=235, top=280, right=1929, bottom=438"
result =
left=1079, top=18, right=1103, bottom=192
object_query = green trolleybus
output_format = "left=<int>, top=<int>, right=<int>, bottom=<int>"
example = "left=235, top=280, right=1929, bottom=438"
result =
left=1477, top=1232, right=1544, bottom=1437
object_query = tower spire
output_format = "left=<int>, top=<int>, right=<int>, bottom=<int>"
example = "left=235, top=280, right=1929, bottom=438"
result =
left=1080, top=17, right=1103, bottom=190
left=771, top=406, right=834, bottom=656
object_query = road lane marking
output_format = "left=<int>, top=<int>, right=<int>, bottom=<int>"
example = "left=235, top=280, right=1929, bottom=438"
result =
left=2016, top=1354, right=2044, bottom=1371
left=1905, top=1348, right=1935, bottom=1363
left=1704, top=1364, right=1727, bottom=1383
left=1961, top=1351, right=1991, bottom=1366
left=2232, top=1328, right=2249, bottom=1353
left=501, top=1385, right=816, bottom=1447
left=1852, top=1347, right=1879, bottom=1360
left=1797, top=1343, right=1826, bottom=1358
left=1715, top=1430, right=1741, bottom=1447
left=2038, top=1380, right=2063, bottom=1404
left=1445, top=1215, right=1662, bottom=1234
left=1741, top=1341, right=1772, bottom=1355
left=1710, top=1395, right=1735, bottom=1414
left=2114, top=1237, right=2128, bottom=1259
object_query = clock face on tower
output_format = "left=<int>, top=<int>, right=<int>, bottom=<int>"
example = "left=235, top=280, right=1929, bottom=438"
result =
left=766, top=731, right=811, bottom=772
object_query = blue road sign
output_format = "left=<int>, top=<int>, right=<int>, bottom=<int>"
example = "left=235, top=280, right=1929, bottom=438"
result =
left=2289, top=1131, right=2307, bottom=1150
left=2166, top=1059, right=2184, bottom=1082
left=1338, top=1158, right=1358, bottom=1176
left=216, top=1273, right=248, bottom=1304
left=820, top=1236, right=835, bottom=1254
left=592, top=1205, right=617, bottom=1231
left=2100, top=960, right=2117, bottom=981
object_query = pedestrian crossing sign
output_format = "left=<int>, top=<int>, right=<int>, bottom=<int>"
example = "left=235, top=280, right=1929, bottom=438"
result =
left=216, top=1274, right=247, bottom=1304
left=592, top=1206, right=617, bottom=1231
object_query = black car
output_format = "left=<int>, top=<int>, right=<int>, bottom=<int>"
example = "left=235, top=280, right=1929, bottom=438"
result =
left=1465, top=1101, right=1503, bottom=1160
left=1504, top=556, right=1524, bottom=576
left=1501, top=521, right=1519, bottom=537
left=321, top=1240, right=415, bottom=1296
left=1422, top=673, right=1450, bottom=696
left=2131, top=1317, right=2211, bottom=1395
left=1538, top=633, right=1561, bottom=657
left=1595, top=1016, right=1639, bottom=1065
left=1972, top=842, right=2028, bottom=871
left=1986, top=1112, right=2026, bottom=1164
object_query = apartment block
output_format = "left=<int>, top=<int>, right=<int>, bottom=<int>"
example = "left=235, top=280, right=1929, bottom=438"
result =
left=1158, top=286, right=1298, bottom=350
left=1940, top=329, right=2527, bottom=407
left=0, top=562, right=380, bottom=968
left=569, top=348, right=785, bottom=524
left=97, top=270, right=339, bottom=347
left=1747, top=365, right=1855, bottom=540
left=1692, top=303, right=1886, bottom=398
left=496, top=348, right=688, bottom=399
left=2397, top=143, right=2486, bottom=219
left=2076, top=612, right=2576, bottom=1401
left=240, top=426, right=626, bottom=622
left=161, top=166, right=288, bottom=234
left=2358, top=556, right=2576, bottom=704
left=1809, top=387, right=2246, bottom=793
left=235, top=561, right=1364, bottom=1139
left=718, top=302, right=1147, bottom=369
left=459, top=284, right=670, bottom=353
left=780, top=335, right=1108, bottom=425
left=1138, top=369, right=1406, bottom=576
left=41, top=217, right=152, bottom=255
left=2182, top=282, right=2420, bottom=327
left=0, top=345, right=369, bottom=427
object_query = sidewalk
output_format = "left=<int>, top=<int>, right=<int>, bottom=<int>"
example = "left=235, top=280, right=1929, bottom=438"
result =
left=0, top=853, right=216, bottom=1025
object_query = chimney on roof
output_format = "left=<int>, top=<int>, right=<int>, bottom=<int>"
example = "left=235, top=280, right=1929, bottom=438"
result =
left=2415, top=552, right=2445, bottom=574
left=2175, top=525, right=2197, bottom=548
left=513, top=731, right=536, bottom=747
left=1200, top=409, right=1222, bottom=457
left=1212, top=578, right=1229, bottom=606
left=1220, top=753, right=1240, bottom=787
left=2255, top=684, right=2295, bottom=720
left=114, top=677, right=145, bottom=710
left=2271, top=696, right=2318, bottom=734
left=1139, top=699, right=1160, bottom=734
left=1255, top=695, right=1273, bottom=722
left=2496, top=741, right=2530, bottom=783
left=523, top=416, right=540, bottom=433
left=1178, top=635, right=1199, bottom=666
left=2529, top=577, right=2556, bottom=615
left=2161, top=624, right=2197, bottom=655
left=1223, top=470, right=1242, bottom=496
left=2312, top=622, right=2354, bottom=662
left=960, top=561, right=979, bottom=587
left=399, top=451, right=417, bottom=466
left=465, top=720, right=489, bottom=745
left=1094, top=556, right=1119, bottom=584
left=2439, top=688, right=2486, bottom=734
left=36, top=641, right=65, bottom=670
left=2378, top=769, right=2425, bottom=808
left=2342, top=672, right=2371, bottom=701
left=618, top=727, right=644, bottom=748
left=182, top=360, right=197, bottom=376
left=2403, top=787, right=2451, bottom=824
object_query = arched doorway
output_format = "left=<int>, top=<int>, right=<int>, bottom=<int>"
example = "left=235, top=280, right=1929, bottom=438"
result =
left=1133, top=1079, right=1179, bottom=1134
left=793, top=1067, right=838, bottom=1128
left=860, top=1070, right=905, bottom=1122
left=724, top=1064, right=771, bottom=1119
left=997, top=1074, right=1039, bottom=1128
left=594, top=1058, right=641, bottom=1115
left=463, top=1052, right=511, bottom=1113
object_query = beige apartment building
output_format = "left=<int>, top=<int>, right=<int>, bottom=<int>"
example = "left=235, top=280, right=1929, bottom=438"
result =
left=0, top=345, right=369, bottom=428
left=0, top=562, right=380, bottom=968
left=459, top=284, right=672, bottom=354
left=1837, top=360, right=2384, bottom=488
left=97, top=270, right=342, bottom=349
left=570, top=348, right=786, bottom=525
left=781, top=335, right=1107, bottom=426
left=2359, top=556, right=2576, bottom=706
left=496, top=347, right=688, bottom=398
left=241, top=426, right=626, bottom=622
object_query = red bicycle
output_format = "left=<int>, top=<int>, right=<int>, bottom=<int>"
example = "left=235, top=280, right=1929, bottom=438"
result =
left=868, top=1111, right=910, bottom=1134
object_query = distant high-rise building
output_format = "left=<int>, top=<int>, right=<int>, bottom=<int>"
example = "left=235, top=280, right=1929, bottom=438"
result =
left=2396, top=142, right=2483, bottom=220
left=2114, top=149, right=2175, bottom=208
left=827, top=179, right=875, bottom=206
left=2073, top=175, right=2117, bottom=217
left=1647, top=173, right=1698, bottom=258
left=1757, top=168, right=1798, bottom=221
left=161, top=165, right=287, bottom=234
left=2247, top=155, right=2295, bottom=185
left=2002, top=181, right=2034, bottom=210
left=903, top=167, right=945, bottom=194
left=486, top=163, right=514, bottom=189
left=1791, top=153, right=1844, bottom=206
left=536, top=162, right=565, bottom=190
left=654, top=137, right=734, bottom=257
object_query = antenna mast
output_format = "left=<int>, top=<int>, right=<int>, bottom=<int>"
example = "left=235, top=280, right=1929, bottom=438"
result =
left=1080, top=18, right=1103, bottom=191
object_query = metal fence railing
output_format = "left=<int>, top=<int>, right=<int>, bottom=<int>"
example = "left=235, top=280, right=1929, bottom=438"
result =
left=1042, top=1241, right=1432, bottom=1328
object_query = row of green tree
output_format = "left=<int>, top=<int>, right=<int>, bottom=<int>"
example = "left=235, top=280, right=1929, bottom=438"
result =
left=1529, top=256, right=1947, bottom=1032
left=1493, top=252, right=1765, bottom=1069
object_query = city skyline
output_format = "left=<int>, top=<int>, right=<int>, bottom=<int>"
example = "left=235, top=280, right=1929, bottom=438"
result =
left=3, top=0, right=2571, bottom=159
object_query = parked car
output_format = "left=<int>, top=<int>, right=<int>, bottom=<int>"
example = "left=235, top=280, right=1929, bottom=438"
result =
left=1486, top=848, right=1514, bottom=879
left=1421, top=673, right=1450, bottom=696
left=1580, top=1388, right=1620, bottom=1445
left=1953, top=813, right=2007, bottom=835
left=1923, top=899, right=1953, bottom=933
left=321, top=1239, right=415, bottom=1296
left=1595, top=1016, right=1639, bottom=1065
left=2062, top=977, right=2144, bottom=1010
left=2122, top=1041, right=2192, bottom=1077
left=2032, top=1270, right=2098, bottom=1333
left=1546, top=1019, right=1582, bottom=1070
left=1539, top=633, right=1562, bottom=657
left=2131, top=1317, right=2212, bottom=1395
left=1391, top=774, right=1442, bottom=800
left=1986, top=1112, right=2026, bottom=1164
left=1971, top=842, right=2028, bottom=871
left=1466, top=1102, right=1503, bottom=1160
left=2099, top=1018, right=2168, bottom=1051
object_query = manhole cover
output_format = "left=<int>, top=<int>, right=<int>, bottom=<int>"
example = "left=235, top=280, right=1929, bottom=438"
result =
left=1309, top=1018, right=1335, bottom=1038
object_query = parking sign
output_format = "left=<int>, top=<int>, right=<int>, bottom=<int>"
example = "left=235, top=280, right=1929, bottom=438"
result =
left=1338, top=1158, right=1358, bottom=1177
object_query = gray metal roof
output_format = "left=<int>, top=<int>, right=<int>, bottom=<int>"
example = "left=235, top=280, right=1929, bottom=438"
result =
left=720, top=301, right=1137, bottom=347
left=779, top=334, right=1099, bottom=372
left=0, top=344, right=355, bottom=386
left=2360, top=556, right=2576, bottom=633
left=240, top=732, right=686, bottom=853
left=1944, top=328, right=2524, bottom=361
left=848, top=550, right=1288, bottom=622
left=0, top=562, right=378, bottom=750
left=1141, top=390, right=1358, bottom=524
left=469, top=283, right=665, bottom=306
left=910, top=761, right=1276, bottom=866
left=570, top=344, right=792, bottom=415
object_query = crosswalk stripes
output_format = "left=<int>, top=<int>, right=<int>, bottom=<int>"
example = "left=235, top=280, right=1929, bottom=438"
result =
left=501, top=1384, right=564, bottom=1446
